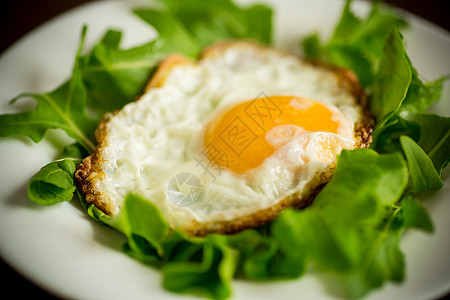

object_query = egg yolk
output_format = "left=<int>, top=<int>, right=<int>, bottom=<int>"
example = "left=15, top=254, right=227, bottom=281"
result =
left=203, top=95, right=343, bottom=174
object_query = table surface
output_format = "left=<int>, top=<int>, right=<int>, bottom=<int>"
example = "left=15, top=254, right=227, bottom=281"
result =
left=0, top=0, right=449, bottom=299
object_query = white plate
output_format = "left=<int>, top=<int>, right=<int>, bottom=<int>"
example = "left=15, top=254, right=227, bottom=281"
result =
left=0, top=0, right=449, bottom=299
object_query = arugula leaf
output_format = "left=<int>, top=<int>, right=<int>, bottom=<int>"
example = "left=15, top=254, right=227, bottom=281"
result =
left=59, top=141, right=89, bottom=158
left=107, top=194, right=170, bottom=258
left=330, top=0, right=362, bottom=42
left=401, top=196, right=434, bottom=232
left=301, top=0, right=406, bottom=87
left=84, top=0, right=276, bottom=117
left=370, top=28, right=412, bottom=120
left=302, top=0, right=446, bottom=138
left=242, top=4, right=273, bottom=44
left=0, top=27, right=97, bottom=153
left=301, top=33, right=322, bottom=59
left=28, top=160, right=77, bottom=205
left=271, top=149, right=408, bottom=298
left=134, top=0, right=272, bottom=64
left=149, top=0, right=272, bottom=46
left=273, top=208, right=352, bottom=272
left=411, top=113, right=450, bottom=173
left=372, top=111, right=450, bottom=174
left=226, top=229, right=286, bottom=279
left=343, top=206, right=404, bottom=299
left=28, top=143, right=87, bottom=205
left=162, top=235, right=237, bottom=300
left=132, top=9, right=200, bottom=58
left=399, top=70, right=448, bottom=113
left=400, top=135, right=443, bottom=193
left=81, top=30, right=167, bottom=116
left=94, top=194, right=237, bottom=299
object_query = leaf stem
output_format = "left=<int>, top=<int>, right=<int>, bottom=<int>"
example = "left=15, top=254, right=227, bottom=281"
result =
left=358, top=206, right=401, bottom=279
left=42, top=93, right=96, bottom=153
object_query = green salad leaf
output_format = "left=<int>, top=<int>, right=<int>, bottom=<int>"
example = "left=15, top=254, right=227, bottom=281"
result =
left=161, top=235, right=237, bottom=299
left=90, top=194, right=237, bottom=299
left=80, top=30, right=167, bottom=116
left=80, top=0, right=273, bottom=118
left=400, top=135, right=443, bottom=193
left=0, top=27, right=97, bottom=152
left=28, top=143, right=88, bottom=205
left=28, top=160, right=78, bottom=205
left=272, top=149, right=408, bottom=298
left=401, top=196, right=434, bottom=232
left=370, top=28, right=412, bottom=120
left=108, top=193, right=170, bottom=259
left=372, top=111, right=450, bottom=174
left=136, top=0, right=272, bottom=50
left=301, top=0, right=407, bottom=88
left=342, top=206, right=404, bottom=299
left=226, top=229, right=282, bottom=279
left=399, top=70, right=448, bottom=114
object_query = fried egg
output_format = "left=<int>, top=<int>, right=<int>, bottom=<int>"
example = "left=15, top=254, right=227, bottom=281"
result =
left=76, top=41, right=372, bottom=235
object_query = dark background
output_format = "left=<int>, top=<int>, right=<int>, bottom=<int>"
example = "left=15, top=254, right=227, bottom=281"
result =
left=0, top=0, right=449, bottom=299
left=0, top=0, right=449, bottom=54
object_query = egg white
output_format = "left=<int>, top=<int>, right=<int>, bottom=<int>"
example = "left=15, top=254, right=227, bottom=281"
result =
left=93, top=44, right=363, bottom=229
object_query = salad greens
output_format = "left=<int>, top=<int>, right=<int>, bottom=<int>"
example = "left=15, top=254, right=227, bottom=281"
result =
left=0, top=0, right=448, bottom=299
left=28, top=143, right=88, bottom=205
left=271, top=150, right=409, bottom=298
left=301, top=0, right=407, bottom=88
left=0, top=26, right=97, bottom=153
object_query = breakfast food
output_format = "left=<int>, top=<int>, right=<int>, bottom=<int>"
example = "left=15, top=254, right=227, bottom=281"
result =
left=1, top=0, right=445, bottom=297
left=75, top=41, right=373, bottom=236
